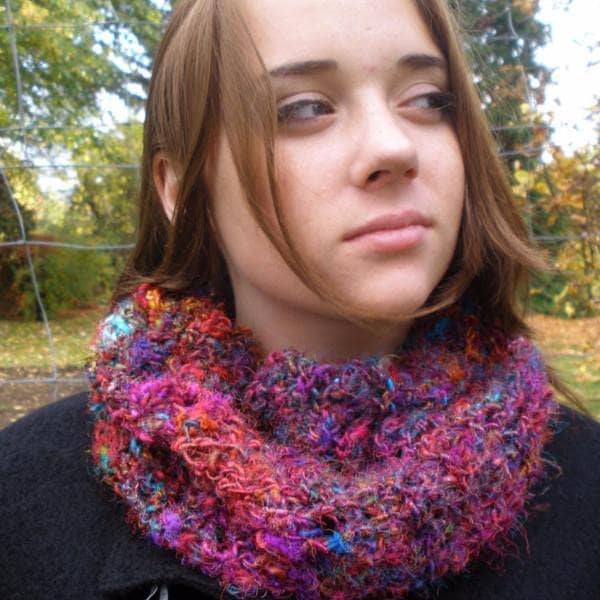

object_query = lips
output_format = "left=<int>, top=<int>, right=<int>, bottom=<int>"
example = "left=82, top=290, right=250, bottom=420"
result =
left=343, top=209, right=432, bottom=242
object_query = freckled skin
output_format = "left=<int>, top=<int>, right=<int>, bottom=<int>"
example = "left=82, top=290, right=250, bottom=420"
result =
left=205, top=0, right=465, bottom=360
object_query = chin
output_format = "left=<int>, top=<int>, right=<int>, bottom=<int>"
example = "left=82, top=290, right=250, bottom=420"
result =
left=350, top=284, right=433, bottom=322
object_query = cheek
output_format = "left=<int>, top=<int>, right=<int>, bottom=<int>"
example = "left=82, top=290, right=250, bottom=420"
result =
left=208, top=138, right=308, bottom=297
left=274, top=142, right=343, bottom=241
left=211, top=178, right=280, bottom=277
left=208, top=134, right=272, bottom=254
left=450, top=159, right=465, bottom=233
left=429, top=132, right=465, bottom=222
left=207, top=143, right=262, bottom=265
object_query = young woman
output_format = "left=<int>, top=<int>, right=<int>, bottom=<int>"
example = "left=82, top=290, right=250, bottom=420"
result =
left=1, top=1, right=599, bottom=599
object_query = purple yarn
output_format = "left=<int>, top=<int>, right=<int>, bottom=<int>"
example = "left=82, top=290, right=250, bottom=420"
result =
left=88, top=285, right=561, bottom=600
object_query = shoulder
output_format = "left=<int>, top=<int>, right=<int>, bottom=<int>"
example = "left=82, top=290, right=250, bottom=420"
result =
left=539, top=404, right=600, bottom=538
left=444, top=404, right=600, bottom=600
left=0, top=391, right=98, bottom=527
left=0, top=393, right=117, bottom=598
left=547, top=404, right=600, bottom=491
left=0, top=393, right=233, bottom=599
left=0, top=392, right=90, bottom=479
left=541, top=404, right=600, bottom=534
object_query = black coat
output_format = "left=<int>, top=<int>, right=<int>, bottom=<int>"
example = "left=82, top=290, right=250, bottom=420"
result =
left=1, top=392, right=599, bottom=600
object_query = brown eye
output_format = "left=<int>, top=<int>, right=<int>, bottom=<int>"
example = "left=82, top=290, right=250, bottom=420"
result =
left=406, top=92, right=454, bottom=115
left=277, top=99, right=335, bottom=125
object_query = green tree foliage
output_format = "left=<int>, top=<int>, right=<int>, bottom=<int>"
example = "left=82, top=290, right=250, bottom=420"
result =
left=0, top=0, right=165, bottom=318
left=11, top=246, right=118, bottom=319
left=514, top=145, right=600, bottom=317
left=66, top=123, right=142, bottom=243
left=455, top=0, right=550, bottom=168
left=455, top=1, right=599, bottom=317
left=0, top=151, right=38, bottom=317
left=0, top=0, right=167, bottom=138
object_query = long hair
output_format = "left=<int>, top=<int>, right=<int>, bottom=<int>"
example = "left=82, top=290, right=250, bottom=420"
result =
left=116, top=0, right=584, bottom=411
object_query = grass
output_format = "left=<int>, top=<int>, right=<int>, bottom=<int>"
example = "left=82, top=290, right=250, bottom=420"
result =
left=526, top=313, right=600, bottom=418
left=552, top=354, right=600, bottom=414
left=0, top=307, right=105, bottom=373
left=0, top=307, right=105, bottom=428
left=0, top=309, right=598, bottom=428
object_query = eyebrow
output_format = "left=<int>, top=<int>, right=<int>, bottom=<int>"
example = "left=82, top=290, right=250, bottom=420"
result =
left=268, top=53, right=447, bottom=78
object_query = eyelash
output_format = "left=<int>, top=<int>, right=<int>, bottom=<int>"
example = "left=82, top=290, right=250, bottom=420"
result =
left=276, top=92, right=455, bottom=126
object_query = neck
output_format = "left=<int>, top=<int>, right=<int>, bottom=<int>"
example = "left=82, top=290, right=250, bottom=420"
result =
left=231, top=284, right=411, bottom=362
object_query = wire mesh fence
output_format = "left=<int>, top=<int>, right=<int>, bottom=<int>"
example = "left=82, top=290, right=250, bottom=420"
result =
left=0, top=0, right=598, bottom=427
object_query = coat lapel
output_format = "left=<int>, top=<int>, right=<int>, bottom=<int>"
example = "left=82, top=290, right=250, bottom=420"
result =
left=97, top=513, right=229, bottom=597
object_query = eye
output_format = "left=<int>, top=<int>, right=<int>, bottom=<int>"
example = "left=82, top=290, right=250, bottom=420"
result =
left=404, top=92, right=454, bottom=117
left=277, top=98, right=335, bottom=126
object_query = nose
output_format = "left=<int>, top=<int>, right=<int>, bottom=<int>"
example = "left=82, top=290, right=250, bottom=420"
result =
left=348, top=95, right=419, bottom=191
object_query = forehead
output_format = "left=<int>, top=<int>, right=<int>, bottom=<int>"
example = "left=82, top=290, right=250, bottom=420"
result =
left=241, top=0, right=441, bottom=69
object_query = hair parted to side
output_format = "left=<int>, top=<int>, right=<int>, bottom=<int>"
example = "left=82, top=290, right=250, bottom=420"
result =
left=115, top=0, right=584, bottom=410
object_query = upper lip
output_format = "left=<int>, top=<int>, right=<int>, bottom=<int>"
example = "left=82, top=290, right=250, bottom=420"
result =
left=343, top=209, right=432, bottom=241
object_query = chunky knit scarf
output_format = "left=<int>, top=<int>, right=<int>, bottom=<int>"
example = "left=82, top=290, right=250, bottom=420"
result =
left=87, top=285, right=560, bottom=599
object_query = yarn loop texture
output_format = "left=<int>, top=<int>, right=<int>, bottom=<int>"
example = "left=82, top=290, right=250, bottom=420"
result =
left=88, top=285, right=560, bottom=599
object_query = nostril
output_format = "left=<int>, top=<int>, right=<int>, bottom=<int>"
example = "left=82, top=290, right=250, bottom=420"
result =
left=367, top=170, right=384, bottom=182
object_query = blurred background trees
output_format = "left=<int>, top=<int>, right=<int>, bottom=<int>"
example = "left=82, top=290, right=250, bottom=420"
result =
left=0, top=0, right=166, bottom=317
left=457, top=0, right=550, bottom=165
left=0, top=0, right=598, bottom=319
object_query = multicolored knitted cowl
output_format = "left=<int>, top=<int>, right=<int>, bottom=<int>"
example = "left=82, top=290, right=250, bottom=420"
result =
left=87, top=285, right=560, bottom=600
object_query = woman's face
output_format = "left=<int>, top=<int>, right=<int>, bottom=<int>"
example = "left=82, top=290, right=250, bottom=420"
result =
left=207, top=0, right=464, bottom=340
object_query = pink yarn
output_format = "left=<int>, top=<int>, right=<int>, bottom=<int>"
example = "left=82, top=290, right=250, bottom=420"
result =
left=88, top=285, right=560, bottom=599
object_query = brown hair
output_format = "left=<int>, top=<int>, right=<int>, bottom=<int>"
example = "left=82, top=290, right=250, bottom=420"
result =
left=116, top=0, right=585, bottom=411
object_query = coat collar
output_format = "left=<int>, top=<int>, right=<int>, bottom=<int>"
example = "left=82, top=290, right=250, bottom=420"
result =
left=82, top=433, right=231, bottom=598
left=97, top=501, right=232, bottom=598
